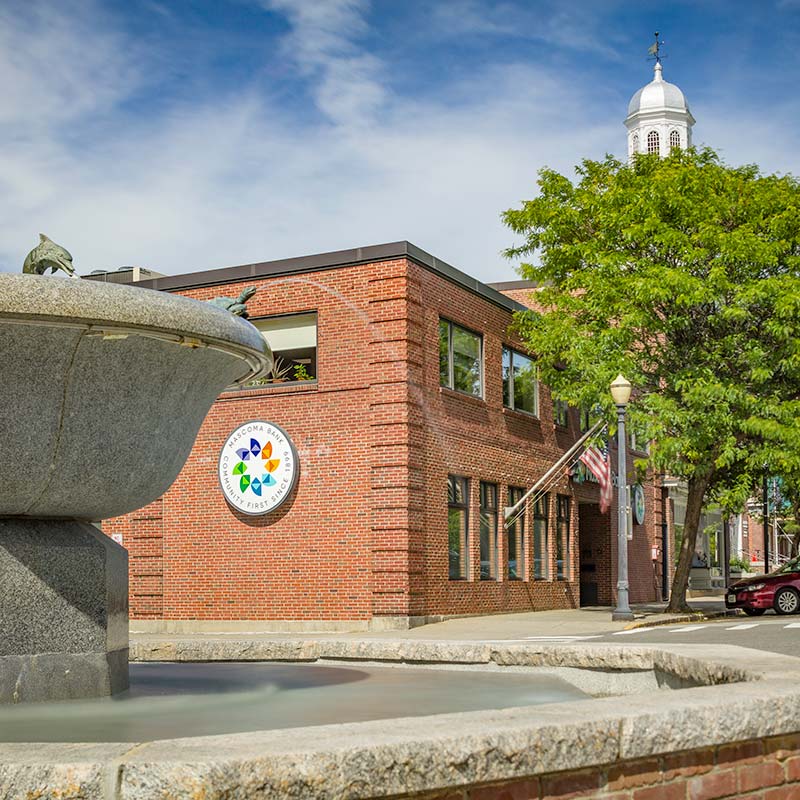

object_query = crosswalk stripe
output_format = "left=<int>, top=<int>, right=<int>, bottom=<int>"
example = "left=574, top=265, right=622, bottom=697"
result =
left=523, top=635, right=602, bottom=640
left=612, top=628, right=654, bottom=635
left=669, top=625, right=708, bottom=632
left=725, top=623, right=760, bottom=630
left=783, top=623, right=800, bottom=628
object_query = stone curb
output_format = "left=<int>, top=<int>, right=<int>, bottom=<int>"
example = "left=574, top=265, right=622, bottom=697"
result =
left=624, top=609, right=741, bottom=630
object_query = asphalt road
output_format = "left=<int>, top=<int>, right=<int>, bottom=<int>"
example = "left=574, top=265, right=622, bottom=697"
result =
left=520, top=615, right=800, bottom=658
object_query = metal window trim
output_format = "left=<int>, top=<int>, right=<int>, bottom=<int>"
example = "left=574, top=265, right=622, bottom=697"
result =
left=440, top=318, right=484, bottom=399
left=447, top=474, right=470, bottom=581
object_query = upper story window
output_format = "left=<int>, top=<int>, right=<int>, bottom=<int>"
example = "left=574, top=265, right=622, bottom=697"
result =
left=628, top=423, right=650, bottom=454
left=631, top=133, right=639, bottom=154
left=439, top=319, right=482, bottom=398
left=553, top=398, right=569, bottom=427
left=580, top=405, right=602, bottom=433
left=647, top=131, right=660, bottom=154
left=251, top=312, right=317, bottom=384
left=669, top=130, right=681, bottom=149
left=502, top=347, right=539, bottom=416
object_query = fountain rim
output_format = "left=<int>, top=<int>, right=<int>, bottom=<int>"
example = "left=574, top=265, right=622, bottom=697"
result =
left=2, top=640, right=799, bottom=800
left=0, top=273, right=271, bottom=384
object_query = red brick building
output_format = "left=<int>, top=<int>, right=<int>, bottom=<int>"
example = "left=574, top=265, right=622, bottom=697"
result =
left=104, top=242, right=671, bottom=630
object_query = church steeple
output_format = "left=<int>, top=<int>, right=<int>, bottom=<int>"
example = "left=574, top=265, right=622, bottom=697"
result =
left=625, top=34, right=695, bottom=159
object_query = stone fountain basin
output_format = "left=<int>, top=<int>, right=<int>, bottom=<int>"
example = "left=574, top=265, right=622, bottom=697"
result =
left=2, top=641, right=800, bottom=799
left=0, top=274, right=270, bottom=520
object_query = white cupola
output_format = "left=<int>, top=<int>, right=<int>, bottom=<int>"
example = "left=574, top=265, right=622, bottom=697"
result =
left=625, top=46, right=695, bottom=160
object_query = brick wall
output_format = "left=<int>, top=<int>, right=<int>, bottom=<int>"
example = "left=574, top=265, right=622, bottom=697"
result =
left=105, top=255, right=667, bottom=621
left=414, top=734, right=800, bottom=800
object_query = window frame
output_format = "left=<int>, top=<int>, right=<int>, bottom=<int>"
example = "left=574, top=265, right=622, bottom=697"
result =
left=479, top=481, right=499, bottom=581
left=507, top=486, right=526, bottom=581
left=439, top=318, right=484, bottom=399
left=556, top=494, right=571, bottom=581
left=248, top=310, right=319, bottom=387
left=553, top=398, right=569, bottom=427
left=532, top=494, right=549, bottom=580
left=502, top=346, right=539, bottom=417
left=448, top=475, right=470, bottom=581
left=647, top=130, right=660, bottom=154
left=669, top=129, right=681, bottom=149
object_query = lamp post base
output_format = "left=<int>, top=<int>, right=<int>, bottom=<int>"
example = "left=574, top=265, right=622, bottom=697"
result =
left=611, top=610, right=635, bottom=622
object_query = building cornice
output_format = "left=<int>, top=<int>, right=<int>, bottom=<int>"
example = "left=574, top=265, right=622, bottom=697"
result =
left=133, top=241, right=528, bottom=313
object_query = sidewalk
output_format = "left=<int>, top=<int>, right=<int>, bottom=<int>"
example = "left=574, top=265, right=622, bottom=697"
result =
left=130, top=596, right=732, bottom=646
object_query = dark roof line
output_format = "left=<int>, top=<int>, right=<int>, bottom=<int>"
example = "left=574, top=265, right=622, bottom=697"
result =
left=486, top=279, right=538, bottom=290
left=133, top=241, right=528, bottom=313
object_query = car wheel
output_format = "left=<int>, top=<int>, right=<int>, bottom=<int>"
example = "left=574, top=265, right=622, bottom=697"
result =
left=774, top=587, right=800, bottom=615
left=743, top=607, right=766, bottom=616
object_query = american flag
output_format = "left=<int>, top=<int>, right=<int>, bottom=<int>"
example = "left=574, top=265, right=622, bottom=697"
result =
left=579, top=440, right=613, bottom=514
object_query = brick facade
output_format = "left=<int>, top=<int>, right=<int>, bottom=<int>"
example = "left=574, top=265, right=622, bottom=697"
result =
left=414, top=733, right=800, bottom=800
left=105, top=244, right=669, bottom=625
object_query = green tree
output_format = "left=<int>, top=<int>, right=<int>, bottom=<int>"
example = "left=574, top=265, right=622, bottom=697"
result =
left=503, top=148, right=800, bottom=613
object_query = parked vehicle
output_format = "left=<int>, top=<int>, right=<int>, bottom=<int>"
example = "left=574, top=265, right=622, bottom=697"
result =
left=726, top=555, right=800, bottom=616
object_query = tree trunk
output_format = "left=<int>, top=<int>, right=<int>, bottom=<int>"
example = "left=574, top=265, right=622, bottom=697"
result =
left=666, top=472, right=711, bottom=614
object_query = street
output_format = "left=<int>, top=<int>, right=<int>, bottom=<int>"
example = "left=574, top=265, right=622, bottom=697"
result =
left=483, top=615, right=800, bottom=658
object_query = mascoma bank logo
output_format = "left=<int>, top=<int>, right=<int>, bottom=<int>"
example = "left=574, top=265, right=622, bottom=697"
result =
left=218, top=421, right=298, bottom=515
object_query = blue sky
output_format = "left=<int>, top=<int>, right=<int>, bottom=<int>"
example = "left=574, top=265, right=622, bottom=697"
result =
left=2, top=0, right=799, bottom=282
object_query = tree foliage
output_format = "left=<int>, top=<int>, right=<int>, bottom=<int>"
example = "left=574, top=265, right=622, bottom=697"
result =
left=503, top=148, right=800, bottom=611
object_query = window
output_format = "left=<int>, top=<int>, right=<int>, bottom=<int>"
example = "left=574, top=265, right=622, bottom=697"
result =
left=580, top=405, right=602, bottom=432
left=479, top=482, right=498, bottom=580
left=448, top=476, right=469, bottom=580
left=647, top=130, right=660, bottom=154
left=507, top=487, right=526, bottom=580
left=439, top=319, right=482, bottom=397
left=628, top=424, right=650, bottom=453
left=556, top=495, right=571, bottom=580
left=554, top=398, right=569, bottom=427
left=251, top=312, right=317, bottom=384
left=669, top=130, right=681, bottom=150
left=502, top=348, right=538, bottom=416
left=533, top=494, right=549, bottom=579
left=631, top=133, right=639, bottom=154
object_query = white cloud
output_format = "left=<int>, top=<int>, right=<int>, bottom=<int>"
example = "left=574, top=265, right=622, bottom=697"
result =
left=1, top=0, right=798, bottom=285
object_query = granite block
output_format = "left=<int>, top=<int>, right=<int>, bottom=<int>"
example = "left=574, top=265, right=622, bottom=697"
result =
left=0, top=519, right=129, bottom=702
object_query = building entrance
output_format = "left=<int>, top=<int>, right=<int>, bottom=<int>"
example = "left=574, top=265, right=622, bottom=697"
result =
left=578, top=503, right=612, bottom=607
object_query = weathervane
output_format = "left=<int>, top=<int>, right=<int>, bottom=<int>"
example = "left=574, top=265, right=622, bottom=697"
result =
left=647, top=31, right=665, bottom=64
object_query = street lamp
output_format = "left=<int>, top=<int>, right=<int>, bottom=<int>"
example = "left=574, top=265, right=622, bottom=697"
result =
left=611, top=374, right=634, bottom=622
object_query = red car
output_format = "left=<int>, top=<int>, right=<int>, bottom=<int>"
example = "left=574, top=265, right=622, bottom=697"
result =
left=726, top=556, right=800, bottom=616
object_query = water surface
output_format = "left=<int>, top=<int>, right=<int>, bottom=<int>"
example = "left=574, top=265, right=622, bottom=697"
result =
left=0, top=661, right=589, bottom=742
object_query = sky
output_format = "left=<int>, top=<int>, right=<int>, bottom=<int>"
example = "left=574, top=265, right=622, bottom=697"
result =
left=2, top=0, right=800, bottom=283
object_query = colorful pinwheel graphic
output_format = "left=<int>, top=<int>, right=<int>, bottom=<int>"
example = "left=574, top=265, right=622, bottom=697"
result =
left=231, top=438, right=281, bottom=496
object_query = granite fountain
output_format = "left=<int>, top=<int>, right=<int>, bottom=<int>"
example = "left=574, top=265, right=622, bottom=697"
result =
left=0, top=236, right=271, bottom=703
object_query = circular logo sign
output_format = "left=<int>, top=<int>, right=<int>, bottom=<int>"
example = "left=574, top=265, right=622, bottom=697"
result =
left=633, top=483, right=646, bottom=526
left=218, top=421, right=298, bottom=515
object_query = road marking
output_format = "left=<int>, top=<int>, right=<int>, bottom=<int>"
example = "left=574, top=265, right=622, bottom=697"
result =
left=612, top=628, right=655, bottom=635
left=725, top=623, right=760, bottom=630
left=669, top=625, right=708, bottom=632
left=783, top=623, right=800, bottom=628
left=523, top=635, right=603, bottom=641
